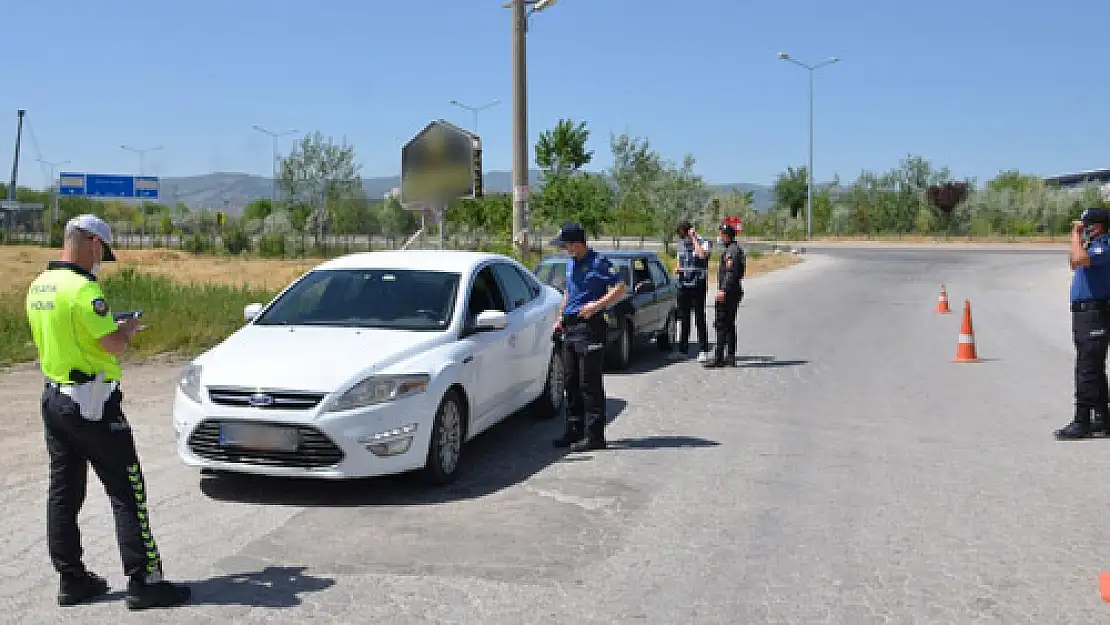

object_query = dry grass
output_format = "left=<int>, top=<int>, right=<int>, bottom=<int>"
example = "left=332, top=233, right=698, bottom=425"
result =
left=804, top=234, right=1068, bottom=244
left=1, top=246, right=318, bottom=294
left=745, top=252, right=803, bottom=277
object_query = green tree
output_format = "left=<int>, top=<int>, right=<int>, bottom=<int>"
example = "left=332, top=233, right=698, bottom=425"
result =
left=773, top=166, right=808, bottom=219
left=987, top=170, right=1043, bottom=193
left=607, top=132, right=664, bottom=239
left=534, top=119, right=593, bottom=176
left=243, top=198, right=274, bottom=222
left=278, top=131, right=364, bottom=242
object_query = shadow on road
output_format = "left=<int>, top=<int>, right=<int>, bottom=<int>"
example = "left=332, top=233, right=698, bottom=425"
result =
left=605, top=435, right=720, bottom=450
left=186, top=566, right=335, bottom=608
left=199, top=398, right=634, bottom=507
left=736, top=356, right=808, bottom=368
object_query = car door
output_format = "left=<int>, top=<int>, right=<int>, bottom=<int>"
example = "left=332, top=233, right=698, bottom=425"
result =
left=490, top=261, right=544, bottom=406
left=628, top=256, right=661, bottom=336
left=647, top=258, right=676, bottom=333
left=458, top=265, right=513, bottom=430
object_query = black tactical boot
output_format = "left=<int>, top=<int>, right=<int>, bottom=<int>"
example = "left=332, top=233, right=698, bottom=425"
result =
left=126, top=576, right=191, bottom=611
left=1055, top=408, right=1094, bottom=440
left=570, top=425, right=606, bottom=452
left=58, top=571, right=109, bottom=606
left=552, top=420, right=584, bottom=448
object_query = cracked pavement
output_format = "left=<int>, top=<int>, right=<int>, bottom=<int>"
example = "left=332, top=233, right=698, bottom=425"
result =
left=1, top=246, right=1107, bottom=624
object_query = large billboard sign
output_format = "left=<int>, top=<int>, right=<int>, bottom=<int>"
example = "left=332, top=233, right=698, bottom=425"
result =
left=401, top=120, right=482, bottom=205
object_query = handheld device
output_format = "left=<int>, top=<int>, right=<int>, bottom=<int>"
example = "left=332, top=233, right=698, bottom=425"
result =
left=113, top=309, right=143, bottom=322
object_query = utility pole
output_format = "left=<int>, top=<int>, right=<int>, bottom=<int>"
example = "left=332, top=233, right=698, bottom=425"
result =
left=511, top=0, right=529, bottom=260
left=251, top=125, right=297, bottom=207
left=8, top=109, right=26, bottom=201
left=121, top=144, right=163, bottom=245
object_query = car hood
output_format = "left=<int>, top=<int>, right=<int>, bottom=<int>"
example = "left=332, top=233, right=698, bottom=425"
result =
left=197, top=325, right=449, bottom=391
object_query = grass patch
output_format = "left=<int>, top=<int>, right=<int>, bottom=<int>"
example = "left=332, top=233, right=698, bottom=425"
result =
left=0, top=267, right=278, bottom=367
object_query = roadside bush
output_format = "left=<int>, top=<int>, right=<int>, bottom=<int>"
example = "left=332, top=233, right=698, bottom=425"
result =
left=184, top=233, right=214, bottom=254
left=258, top=234, right=287, bottom=258
left=223, top=229, right=252, bottom=255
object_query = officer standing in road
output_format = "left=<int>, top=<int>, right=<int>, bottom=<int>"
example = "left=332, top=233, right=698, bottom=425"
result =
left=550, top=223, right=628, bottom=451
left=705, top=222, right=746, bottom=368
left=674, top=219, right=712, bottom=362
left=1056, top=207, right=1110, bottom=440
left=24, top=215, right=191, bottom=610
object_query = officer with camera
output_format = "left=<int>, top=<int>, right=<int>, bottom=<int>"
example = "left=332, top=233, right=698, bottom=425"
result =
left=704, top=222, right=745, bottom=368
left=674, top=219, right=711, bottom=362
left=549, top=223, right=627, bottom=451
left=24, top=215, right=191, bottom=609
left=1056, top=207, right=1110, bottom=440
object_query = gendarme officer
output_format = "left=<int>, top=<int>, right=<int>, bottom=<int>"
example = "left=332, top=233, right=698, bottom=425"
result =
left=24, top=215, right=191, bottom=610
left=1056, top=207, right=1110, bottom=440
left=705, top=222, right=745, bottom=368
left=550, top=223, right=627, bottom=451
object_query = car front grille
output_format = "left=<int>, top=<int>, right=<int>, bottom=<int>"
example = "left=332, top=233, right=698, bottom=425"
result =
left=207, top=386, right=326, bottom=410
left=186, top=419, right=345, bottom=469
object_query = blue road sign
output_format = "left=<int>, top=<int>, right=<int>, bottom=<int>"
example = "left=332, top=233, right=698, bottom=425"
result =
left=58, top=172, right=86, bottom=196
left=86, top=174, right=135, bottom=198
left=56, top=173, right=159, bottom=200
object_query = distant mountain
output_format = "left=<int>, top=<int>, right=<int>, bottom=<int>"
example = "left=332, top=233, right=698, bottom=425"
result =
left=155, top=170, right=775, bottom=215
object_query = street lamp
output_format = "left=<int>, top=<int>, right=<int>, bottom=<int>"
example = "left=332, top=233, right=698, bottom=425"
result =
left=120, top=144, right=164, bottom=244
left=448, top=99, right=501, bottom=134
left=37, top=158, right=70, bottom=225
left=777, top=51, right=840, bottom=241
left=504, top=0, right=558, bottom=260
left=251, top=125, right=297, bottom=207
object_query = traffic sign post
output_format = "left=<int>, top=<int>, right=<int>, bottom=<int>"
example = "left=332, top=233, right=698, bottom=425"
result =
left=58, top=172, right=159, bottom=200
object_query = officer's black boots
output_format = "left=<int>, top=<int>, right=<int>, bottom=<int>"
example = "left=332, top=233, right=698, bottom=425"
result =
left=1054, top=407, right=1110, bottom=439
left=570, top=424, right=607, bottom=452
left=552, top=421, right=584, bottom=448
left=57, top=570, right=109, bottom=606
left=126, top=577, right=192, bottom=611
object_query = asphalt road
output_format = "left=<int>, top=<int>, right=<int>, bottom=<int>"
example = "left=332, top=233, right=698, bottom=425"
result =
left=2, top=245, right=1106, bottom=624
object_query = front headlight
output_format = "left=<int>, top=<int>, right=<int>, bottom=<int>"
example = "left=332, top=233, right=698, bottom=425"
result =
left=325, top=374, right=430, bottom=413
left=178, top=364, right=203, bottom=404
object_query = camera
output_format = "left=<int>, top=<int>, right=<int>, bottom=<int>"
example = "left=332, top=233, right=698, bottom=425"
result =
left=113, top=310, right=143, bottom=322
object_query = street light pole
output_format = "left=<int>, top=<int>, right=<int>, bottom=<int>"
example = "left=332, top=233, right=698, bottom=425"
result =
left=251, top=125, right=297, bottom=209
left=777, top=52, right=840, bottom=241
left=449, top=99, right=501, bottom=134
left=507, top=0, right=557, bottom=260
left=37, top=158, right=70, bottom=225
left=120, top=144, right=163, bottom=245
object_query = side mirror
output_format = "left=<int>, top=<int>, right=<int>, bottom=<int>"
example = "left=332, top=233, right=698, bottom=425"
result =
left=634, top=280, right=654, bottom=295
left=244, top=303, right=264, bottom=323
left=474, top=309, right=509, bottom=331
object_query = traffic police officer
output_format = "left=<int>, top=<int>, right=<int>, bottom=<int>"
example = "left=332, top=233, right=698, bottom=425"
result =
left=549, top=223, right=628, bottom=451
left=705, top=222, right=746, bottom=368
left=25, top=214, right=191, bottom=610
left=1056, top=207, right=1110, bottom=440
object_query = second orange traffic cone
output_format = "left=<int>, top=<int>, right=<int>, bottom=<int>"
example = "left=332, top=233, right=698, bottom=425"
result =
left=934, top=284, right=952, bottom=313
left=954, top=299, right=981, bottom=363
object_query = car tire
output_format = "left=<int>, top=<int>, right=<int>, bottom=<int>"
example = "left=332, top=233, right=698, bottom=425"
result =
left=422, top=389, right=466, bottom=485
left=530, top=349, right=565, bottom=419
left=607, top=318, right=633, bottom=370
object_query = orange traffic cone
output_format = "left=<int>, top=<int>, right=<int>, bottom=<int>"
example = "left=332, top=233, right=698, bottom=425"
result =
left=934, top=284, right=952, bottom=313
left=954, top=299, right=981, bottom=363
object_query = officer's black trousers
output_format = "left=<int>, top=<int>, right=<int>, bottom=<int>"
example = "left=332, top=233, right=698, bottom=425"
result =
left=713, top=290, right=742, bottom=360
left=562, top=316, right=607, bottom=438
left=1073, top=308, right=1110, bottom=420
left=42, top=385, right=164, bottom=581
left=676, top=283, right=709, bottom=352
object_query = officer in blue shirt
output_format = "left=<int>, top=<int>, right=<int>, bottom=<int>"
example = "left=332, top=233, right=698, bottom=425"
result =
left=550, top=223, right=628, bottom=451
left=1056, top=207, right=1110, bottom=439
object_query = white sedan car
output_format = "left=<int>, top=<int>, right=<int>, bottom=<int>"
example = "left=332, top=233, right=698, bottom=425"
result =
left=172, top=250, right=565, bottom=484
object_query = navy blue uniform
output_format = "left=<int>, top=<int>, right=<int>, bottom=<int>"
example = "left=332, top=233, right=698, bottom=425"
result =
left=557, top=249, right=623, bottom=447
left=1069, top=233, right=1110, bottom=431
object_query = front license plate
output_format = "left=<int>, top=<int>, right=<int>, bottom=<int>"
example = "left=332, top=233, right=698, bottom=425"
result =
left=218, top=422, right=299, bottom=452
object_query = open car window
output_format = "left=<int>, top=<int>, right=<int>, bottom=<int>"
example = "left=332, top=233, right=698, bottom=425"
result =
left=467, top=266, right=508, bottom=323
left=254, top=269, right=460, bottom=331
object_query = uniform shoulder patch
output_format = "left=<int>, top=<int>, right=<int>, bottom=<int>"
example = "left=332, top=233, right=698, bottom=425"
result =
left=91, top=298, right=108, bottom=317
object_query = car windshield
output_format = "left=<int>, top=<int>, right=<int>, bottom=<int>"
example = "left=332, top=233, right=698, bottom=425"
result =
left=535, top=257, right=633, bottom=291
left=254, top=268, right=461, bottom=331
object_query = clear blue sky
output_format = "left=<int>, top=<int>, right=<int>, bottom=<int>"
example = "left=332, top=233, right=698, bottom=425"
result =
left=2, top=0, right=1107, bottom=191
